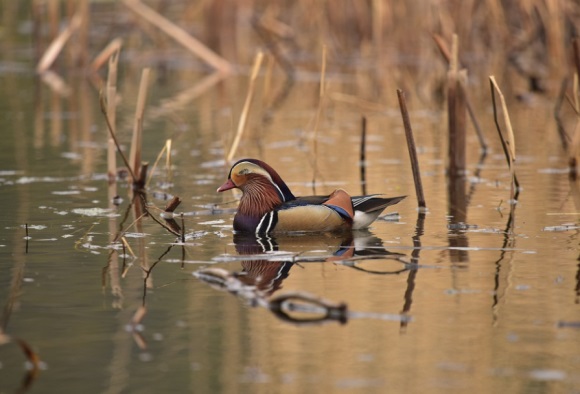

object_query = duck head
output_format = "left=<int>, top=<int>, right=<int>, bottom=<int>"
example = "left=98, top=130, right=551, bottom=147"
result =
left=217, top=159, right=296, bottom=219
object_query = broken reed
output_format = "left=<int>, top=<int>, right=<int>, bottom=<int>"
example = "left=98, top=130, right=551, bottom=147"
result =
left=397, top=89, right=426, bottom=209
left=489, top=76, right=519, bottom=203
left=147, top=139, right=173, bottom=188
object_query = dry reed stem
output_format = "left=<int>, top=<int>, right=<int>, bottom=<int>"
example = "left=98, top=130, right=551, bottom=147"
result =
left=131, top=306, right=147, bottom=325
left=106, top=50, right=119, bottom=185
left=489, top=76, right=518, bottom=201
left=99, top=92, right=137, bottom=182
left=574, top=73, right=579, bottom=113
left=262, top=54, right=275, bottom=104
left=372, top=0, right=383, bottom=55
left=146, top=139, right=171, bottom=187
left=360, top=116, right=367, bottom=195
left=165, top=139, right=172, bottom=183
left=450, top=34, right=458, bottom=73
left=433, top=33, right=486, bottom=151
left=106, top=52, right=119, bottom=134
left=107, top=138, right=117, bottom=184
left=16, top=338, right=41, bottom=375
left=397, top=89, right=426, bottom=209
left=164, top=196, right=182, bottom=213
left=572, top=37, right=580, bottom=85
left=36, top=12, right=82, bottom=73
left=121, top=236, right=137, bottom=258
left=129, top=68, right=151, bottom=182
left=258, top=14, right=295, bottom=39
left=40, top=70, right=71, bottom=96
left=122, top=0, right=232, bottom=74
left=150, top=72, right=225, bottom=120
left=554, top=78, right=571, bottom=150
left=458, top=75, right=487, bottom=151
left=74, top=0, right=90, bottom=67
left=573, top=72, right=580, bottom=178
left=311, top=44, right=327, bottom=189
left=447, top=34, right=467, bottom=177
left=226, top=51, right=264, bottom=162
left=432, top=33, right=451, bottom=63
left=90, top=38, right=123, bottom=72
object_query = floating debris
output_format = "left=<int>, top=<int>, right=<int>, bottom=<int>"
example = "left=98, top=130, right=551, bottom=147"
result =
left=198, top=220, right=225, bottom=225
left=528, top=369, right=567, bottom=381
left=72, top=208, right=119, bottom=217
left=542, top=224, right=580, bottom=232
left=557, top=321, right=580, bottom=329
left=52, top=190, right=81, bottom=195
left=447, top=222, right=478, bottom=230
left=123, top=232, right=149, bottom=238
left=21, top=224, right=46, bottom=230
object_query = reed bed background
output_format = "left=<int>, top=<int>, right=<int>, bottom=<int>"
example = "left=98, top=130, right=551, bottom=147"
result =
left=13, top=0, right=579, bottom=217
left=21, top=0, right=578, bottom=99
left=18, top=0, right=580, bottom=167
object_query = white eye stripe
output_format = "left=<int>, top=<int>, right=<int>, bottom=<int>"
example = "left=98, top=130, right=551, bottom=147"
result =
left=235, top=162, right=287, bottom=202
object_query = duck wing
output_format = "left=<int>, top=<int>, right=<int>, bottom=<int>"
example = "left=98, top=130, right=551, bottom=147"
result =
left=351, top=195, right=406, bottom=213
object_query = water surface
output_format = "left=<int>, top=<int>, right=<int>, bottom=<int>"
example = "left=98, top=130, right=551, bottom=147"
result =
left=1, top=3, right=580, bottom=394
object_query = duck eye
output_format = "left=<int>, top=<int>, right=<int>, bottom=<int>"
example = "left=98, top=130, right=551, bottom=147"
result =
left=239, top=168, right=250, bottom=175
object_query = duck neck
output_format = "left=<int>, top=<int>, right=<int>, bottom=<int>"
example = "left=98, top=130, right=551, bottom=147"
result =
left=238, top=177, right=284, bottom=219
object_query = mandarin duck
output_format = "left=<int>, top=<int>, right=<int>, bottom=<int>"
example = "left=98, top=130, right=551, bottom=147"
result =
left=217, top=158, right=405, bottom=234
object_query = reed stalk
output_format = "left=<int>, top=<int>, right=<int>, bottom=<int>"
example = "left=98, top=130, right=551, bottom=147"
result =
left=100, top=92, right=136, bottom=183
left=106, top=50, right=119, bottom=185
left=397, top=89, right=426, bottom=209
left=90, top=38, right=123, bottom=72
left=146, top=139, right=172, bottom=187
left=447, top=35, right=467, bottom=177
left=129, top=68, right=151, bottom=186
left=311, top=44, right=327, bottom=191
left=554, top=78, right=570, bottom=151
left=226, top=51, right=264, bottom=162
left=36, top=12, right=82, bottom=74
left=72, top=0, right=89, bottom=67
left=433, top=33, right=487, bottom=151
left=164, top=196, right=182, bottom=213
left=360, top=116, right=367, bottom=195
left=489, top=76, right=519, bottom=202
left=122, top=0, right=232, bottom=74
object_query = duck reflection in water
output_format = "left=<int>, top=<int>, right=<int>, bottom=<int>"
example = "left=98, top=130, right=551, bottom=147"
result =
left=230, top=231, right=405, bottom=296
left=193, top=231, right=409, bottom=325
